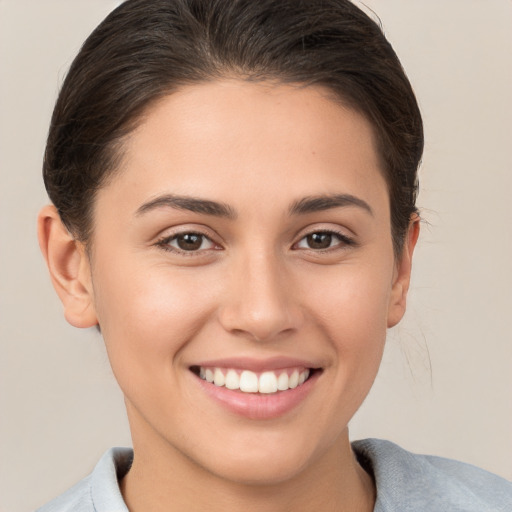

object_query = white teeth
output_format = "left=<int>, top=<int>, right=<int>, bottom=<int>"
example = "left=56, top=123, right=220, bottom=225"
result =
left=259, top=371, right=278, bottom=394
left=198, top=367, right=312, bottom=394
left=299, top=369, right=309, bottom=385
left=289, top=370, right=299, bottom=389
left=213, top=368, right=225, bottom=387
left=239, top=371, right=259, bottom=392
left=225, top=369, right=240, bottom=390
left=277, top=372, right=289, bottom=391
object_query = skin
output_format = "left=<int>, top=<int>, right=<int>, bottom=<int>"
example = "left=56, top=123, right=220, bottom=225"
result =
left=39, top=80, right=419, bottom=512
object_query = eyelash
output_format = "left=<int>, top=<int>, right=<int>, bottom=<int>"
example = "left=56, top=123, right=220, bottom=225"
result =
left=155, top=229, right=355, bottom=256
left=293, top=229, right=356, bottom=252
left=155, top=231, right=219, bottom=255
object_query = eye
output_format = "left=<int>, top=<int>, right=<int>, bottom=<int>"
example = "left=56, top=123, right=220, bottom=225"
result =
left=157, top=232, right=217, bottom=253
left=295, top=231, right=353, bottom=250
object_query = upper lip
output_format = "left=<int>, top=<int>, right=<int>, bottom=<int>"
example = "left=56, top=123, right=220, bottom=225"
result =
left=191, top=356, right=322, bottom=373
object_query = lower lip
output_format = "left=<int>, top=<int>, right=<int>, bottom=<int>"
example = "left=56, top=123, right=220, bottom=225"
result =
left=194, top=371, right=320, bottom=420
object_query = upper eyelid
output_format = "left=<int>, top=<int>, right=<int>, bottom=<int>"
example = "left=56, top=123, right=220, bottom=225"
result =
left=296, top=230, right=353, bottom=242
left=294, top=224, right=355, bottom=240
left=154, top=224, right=220, bottom=242
left=292, top=228, right=356, bottom=250
left=158, top=231, right=216, bottom=245
left=155, top=232, right=221, bottom=257
left=153, top=224, right=355, bottom=246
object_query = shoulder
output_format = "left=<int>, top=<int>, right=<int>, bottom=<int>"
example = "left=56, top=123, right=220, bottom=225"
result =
left=35, top=476, right=92, bottom=512
left=352, top=438, right=512, bottom=512
left=36, top=447, right=133, bottom=512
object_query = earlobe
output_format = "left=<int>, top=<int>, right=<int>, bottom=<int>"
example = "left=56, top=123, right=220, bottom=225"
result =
left=387, top=216, right=420, bottom=328
left=37, top=205, right=98, bottom=328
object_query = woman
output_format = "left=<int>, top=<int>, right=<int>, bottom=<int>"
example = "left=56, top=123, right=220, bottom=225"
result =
left=36, top=0, right=511, bottom=510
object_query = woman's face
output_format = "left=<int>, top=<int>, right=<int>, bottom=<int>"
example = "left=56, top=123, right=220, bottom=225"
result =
left=86, top=80, right=413, bottom=484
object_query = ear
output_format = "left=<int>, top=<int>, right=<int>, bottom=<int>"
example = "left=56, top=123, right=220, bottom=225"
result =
left=387, top=215, right=420, bottom=328
left=37, top=205, right=98, bottom=328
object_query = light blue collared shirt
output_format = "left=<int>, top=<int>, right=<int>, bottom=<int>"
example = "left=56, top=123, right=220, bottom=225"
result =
left=37, top=439, right=512, bottom=511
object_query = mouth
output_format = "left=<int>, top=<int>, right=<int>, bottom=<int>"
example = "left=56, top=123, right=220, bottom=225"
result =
left=190, top=365, right=320, bottom=394
left=189, top=357, right=323, bottom=419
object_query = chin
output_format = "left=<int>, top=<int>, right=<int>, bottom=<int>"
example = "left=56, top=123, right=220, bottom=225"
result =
left=206, top=451, right=312, bottom=486
left=188, top=427, right=337, bottom=486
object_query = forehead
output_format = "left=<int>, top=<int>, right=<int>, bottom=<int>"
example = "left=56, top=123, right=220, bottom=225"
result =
left=96, top=80, right=388, bottom=219
left=133, top=80, right=377, bottom=163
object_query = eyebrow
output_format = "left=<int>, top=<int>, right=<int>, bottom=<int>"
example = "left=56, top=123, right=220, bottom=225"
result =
left=289, top=194, right=373, bottom=216
left=135, top=192, right=373, bottom=219
left=135, top=194, right=237, bottom=219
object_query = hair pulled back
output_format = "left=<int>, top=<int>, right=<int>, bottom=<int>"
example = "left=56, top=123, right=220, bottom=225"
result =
left=43, top=0, right=423, bottom=254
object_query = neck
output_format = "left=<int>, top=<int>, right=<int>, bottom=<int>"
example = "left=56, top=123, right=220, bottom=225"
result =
left=121, top=427, right=375, bottom=512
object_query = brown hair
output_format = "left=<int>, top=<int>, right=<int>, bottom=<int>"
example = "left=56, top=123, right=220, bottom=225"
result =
left=43, top=0, right=423, bottom=254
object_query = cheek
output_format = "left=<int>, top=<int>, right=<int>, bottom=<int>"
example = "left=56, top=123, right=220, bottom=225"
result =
left=304, top=262, right=393, bottom=343
left=91, top=259, right=216, bottom=376
left=301, top=262, right=392, bottom=402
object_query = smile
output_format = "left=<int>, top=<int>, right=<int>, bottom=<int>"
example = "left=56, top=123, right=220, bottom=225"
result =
left=194, top=366, right=311, bottom=394
left=190, top=359, right=322, bottom=420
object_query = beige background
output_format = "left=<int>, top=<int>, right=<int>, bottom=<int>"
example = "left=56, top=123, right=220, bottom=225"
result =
left=1, top=1, right=511, bottom=511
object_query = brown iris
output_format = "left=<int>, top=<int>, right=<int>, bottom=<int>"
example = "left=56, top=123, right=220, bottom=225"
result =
left=306, top=233, right=333, bottom=249
left=176, top=233, right=204, bottom=251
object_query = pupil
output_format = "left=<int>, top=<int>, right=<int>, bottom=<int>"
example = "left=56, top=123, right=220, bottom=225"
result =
left=177, top=234, right=202, bottom=251
left=307, top=233, right=332, bottom=249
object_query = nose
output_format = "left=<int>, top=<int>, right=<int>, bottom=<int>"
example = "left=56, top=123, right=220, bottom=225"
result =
left=218, top=251, right=303, bottom=342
